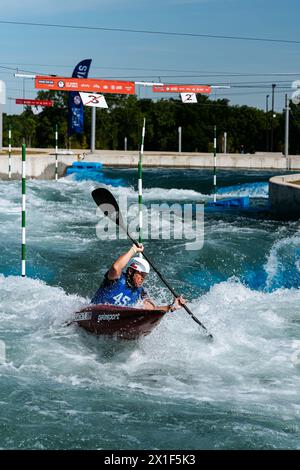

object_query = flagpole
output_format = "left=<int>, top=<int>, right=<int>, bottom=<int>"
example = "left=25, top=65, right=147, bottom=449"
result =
left=213, top=125, right=217, bottom=203
left=138, top=118, right=146, bottom=249
left=55, top=124, right=58, bottom=181
left=21, top=144, right=26, bottom=277
left=8, top=125, right=12, bottom=179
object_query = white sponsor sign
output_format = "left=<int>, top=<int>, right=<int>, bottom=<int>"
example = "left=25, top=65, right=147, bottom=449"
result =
left=31, top=106, right=43, bottom=115
left=292, top=89, right=300, bottom=105
left=180, top=92, right=197, bottom=104
left=291, top=80, right=300, bottom=105
left=79, top=92, right=108, bottom=108
left=97, top=314, right=120, bottom=322
left=73, top=311, right=92, bottom=321
left=0, top=80, right=6, bottom=105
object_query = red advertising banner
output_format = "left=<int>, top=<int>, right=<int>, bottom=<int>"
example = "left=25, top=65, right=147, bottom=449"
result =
left=153, top=84, right=211, bottom=94
left=35, top=76, right=135, bottom=95
left=16, top=99, right=53, bottom=106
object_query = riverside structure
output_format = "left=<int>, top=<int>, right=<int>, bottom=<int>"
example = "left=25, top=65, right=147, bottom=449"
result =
left=1, top=149, right=300, bottom=179
left=269, top=173, right=300, bottom=218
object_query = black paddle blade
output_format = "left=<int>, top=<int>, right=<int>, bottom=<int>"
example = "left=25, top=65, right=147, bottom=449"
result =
left=91, top=187, right=124, bottom=229
left=92, top=187, right=119, bottom=210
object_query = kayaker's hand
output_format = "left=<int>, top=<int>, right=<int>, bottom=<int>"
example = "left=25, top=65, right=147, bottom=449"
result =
left=131, top=243, right=144, bottom=255
left=169, top=296, right=186, bottom=312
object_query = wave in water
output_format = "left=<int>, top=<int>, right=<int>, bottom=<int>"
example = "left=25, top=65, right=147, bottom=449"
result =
left=217, top=182, right=269, bottom=199
left=1, top=275, right=299, bottom=406
left=0, top=266, right=299, bottom=449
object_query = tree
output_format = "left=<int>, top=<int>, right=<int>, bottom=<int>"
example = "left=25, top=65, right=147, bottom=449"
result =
left=2, top=92, right=296, bottom=154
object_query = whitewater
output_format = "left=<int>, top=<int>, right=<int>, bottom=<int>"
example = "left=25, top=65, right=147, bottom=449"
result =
left=0, top=168, right=299, bottom=450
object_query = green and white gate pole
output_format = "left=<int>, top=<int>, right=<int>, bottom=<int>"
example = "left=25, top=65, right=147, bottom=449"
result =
left=213, top=125, right=217, bottom=203
left=8, top=125, right=12, bottom=179
left=21, top=144, right=26, bottom=277
left=138, top=118, right=146, bottom=250
left=55, top=124, right=58, bottom=181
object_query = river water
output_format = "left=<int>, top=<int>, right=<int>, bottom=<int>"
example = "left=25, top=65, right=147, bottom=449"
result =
left=0, top=168, right=300, bottom=450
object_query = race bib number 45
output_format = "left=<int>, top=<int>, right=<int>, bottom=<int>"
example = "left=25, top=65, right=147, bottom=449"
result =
left=113, top=293, right=131, bottom=306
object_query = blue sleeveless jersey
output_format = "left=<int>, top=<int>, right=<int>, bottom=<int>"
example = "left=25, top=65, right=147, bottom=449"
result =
left=90, top=272, right=146, bottom=306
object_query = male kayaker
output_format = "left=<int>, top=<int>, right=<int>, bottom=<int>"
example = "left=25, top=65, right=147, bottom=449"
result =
left=91, top=244, right=186, bottom=312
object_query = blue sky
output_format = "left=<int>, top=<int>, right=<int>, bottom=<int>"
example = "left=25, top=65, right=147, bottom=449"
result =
left=0, top=0, right=299, bottom=114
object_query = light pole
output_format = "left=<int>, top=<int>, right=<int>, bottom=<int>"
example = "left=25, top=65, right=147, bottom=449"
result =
left=91, top=106, right=96, bottom=153
left=266, top=94, right=269, bottom=151
left=284, top=94, right=290, bottom=163
left=178, top=126, right=182, bottom=153
left=14, top=73, right=36, bottom=113
left=223, top=131, right=227, bottom=154
left=270, top=84, right=276, bottom=152
left=22, top=79, right=25, bottom=112
left=0, top=80, right=6, bottom=151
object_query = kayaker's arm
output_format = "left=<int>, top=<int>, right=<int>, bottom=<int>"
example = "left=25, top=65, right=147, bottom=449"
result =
left=143, top=295, right=186, bottom=312
left=107, top=244, right=144, bottom=280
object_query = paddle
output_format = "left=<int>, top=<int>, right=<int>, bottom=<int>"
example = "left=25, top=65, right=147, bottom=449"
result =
left=92, top=187, right=213, bottom=340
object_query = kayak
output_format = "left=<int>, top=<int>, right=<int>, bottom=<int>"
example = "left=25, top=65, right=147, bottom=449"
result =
left=72, top=304, right=166, bottom=340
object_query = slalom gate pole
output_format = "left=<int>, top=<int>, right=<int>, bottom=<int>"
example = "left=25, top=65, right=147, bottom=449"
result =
left=8, top=126, right=12, bottom=179
left=213, top=125, right=217, bottom=203
left=21, top=144, right=26, bottom=277
left=55, top=124, right=58, bottom=181
left=138, top=118, right=146, bottom=248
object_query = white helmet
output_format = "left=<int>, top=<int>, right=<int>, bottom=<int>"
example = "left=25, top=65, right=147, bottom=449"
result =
left=129, top=257, right=150, bottom=274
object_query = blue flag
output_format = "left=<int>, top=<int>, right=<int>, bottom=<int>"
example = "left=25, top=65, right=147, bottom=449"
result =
left=68, top=59, right=92, bottom=136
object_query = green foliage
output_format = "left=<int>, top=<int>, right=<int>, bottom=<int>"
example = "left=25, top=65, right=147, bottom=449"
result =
left=2, top=93, right=298, bottom=154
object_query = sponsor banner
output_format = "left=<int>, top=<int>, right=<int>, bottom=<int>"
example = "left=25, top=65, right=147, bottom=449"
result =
left=35, top=76, right=136, bottom=95
left=79, top=92, right=108, bottom=108
left=181, top=92, right=197, bottom=104
left=16, top=99, right=53, bottom=106
left=153, top=84, right=211, bottom=94
left=72, top=59, right=92, bottom=81
left=68, top=59, right=92, bottom=135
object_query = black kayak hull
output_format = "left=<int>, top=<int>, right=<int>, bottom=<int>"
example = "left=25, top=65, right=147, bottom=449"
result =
left=73, top=304, right=166, bottom=340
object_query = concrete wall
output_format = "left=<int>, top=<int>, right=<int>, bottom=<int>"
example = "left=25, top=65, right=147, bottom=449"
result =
left=269, top=174, right=300, bottom=218
left=1, top=149, right=300, bottom=179
left=0, top=153, right=76, bottom=180
left=96, top=151, right=295, bottom=170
